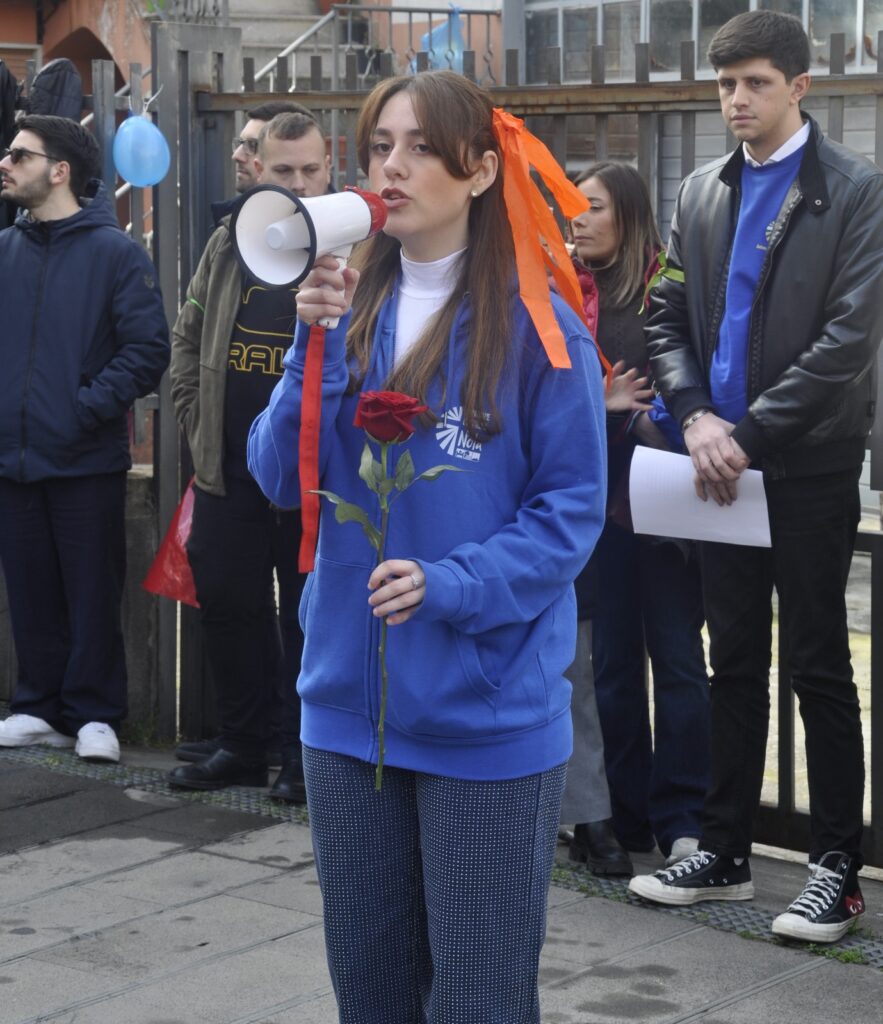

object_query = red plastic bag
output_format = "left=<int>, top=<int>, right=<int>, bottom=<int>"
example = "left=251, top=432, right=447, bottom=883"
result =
left=142, top=478, right=200, bottom=607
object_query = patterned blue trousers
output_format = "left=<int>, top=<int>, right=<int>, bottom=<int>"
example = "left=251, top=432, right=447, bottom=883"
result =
left=303, top=746, right=567, bottom=1024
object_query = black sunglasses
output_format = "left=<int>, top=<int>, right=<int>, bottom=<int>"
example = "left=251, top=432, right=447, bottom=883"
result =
left=232, top=137, right=259, bottom=155
left=0, top=146, right=61, bottom=165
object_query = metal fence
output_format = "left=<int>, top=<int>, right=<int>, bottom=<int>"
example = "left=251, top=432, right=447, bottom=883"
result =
left=78, top=17, right=883, bottom=867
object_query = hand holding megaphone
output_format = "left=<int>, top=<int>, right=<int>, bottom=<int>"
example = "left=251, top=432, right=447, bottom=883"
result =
left=230, top=184, right=387, bottom=328
left=295, top=254, right=361, bottom=328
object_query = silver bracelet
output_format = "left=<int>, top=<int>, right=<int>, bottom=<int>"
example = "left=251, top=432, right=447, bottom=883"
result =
left=681, top=408, right=712, bottom=433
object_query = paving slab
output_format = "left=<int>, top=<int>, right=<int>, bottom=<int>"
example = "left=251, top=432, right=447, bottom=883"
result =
left=0, top=763, right=84, bottom=809
left=118, top=800, right=280, bottom=844
left=21, top=928, right=331, bottom=1024
left=231, top=870, right=324, bottom=917
left=79, top=847, right=283, bottom=905
left=0, top=827, right=183, bottom=905
left=202, top=821, right=315, bottom=867
left=31, top=894, right=318, bottom=982
left=0, top=784, right=165, bottom=853
left=540, top=920, right=829, bottom=1023
left=542, top=895, right=701, bottom=969
left=0, top=885, right=159, bottom=960
left=0, top=955, right=124, bottom=1021
left=694, top=957, right=883, bottom=1024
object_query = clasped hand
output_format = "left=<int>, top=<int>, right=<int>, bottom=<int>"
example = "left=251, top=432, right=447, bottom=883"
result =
left=683, top=412, right=749, bottom=506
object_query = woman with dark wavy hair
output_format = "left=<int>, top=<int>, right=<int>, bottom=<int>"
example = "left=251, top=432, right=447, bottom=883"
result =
left=249, top=71, right=606, bottom=1022
left=565, top=161, right=710, bottom=874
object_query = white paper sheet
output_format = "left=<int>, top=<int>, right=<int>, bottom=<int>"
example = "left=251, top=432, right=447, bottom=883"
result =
left=629, top=447, right=771, bottom=548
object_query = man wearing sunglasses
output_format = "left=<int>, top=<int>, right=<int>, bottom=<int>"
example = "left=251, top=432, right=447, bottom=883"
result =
left=168, top=106, right=331, bottom=799
left=0, top=115, right=170, bottom=763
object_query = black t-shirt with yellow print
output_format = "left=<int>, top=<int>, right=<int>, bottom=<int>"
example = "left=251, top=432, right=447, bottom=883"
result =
left=223, top=282, right=297, bottom=479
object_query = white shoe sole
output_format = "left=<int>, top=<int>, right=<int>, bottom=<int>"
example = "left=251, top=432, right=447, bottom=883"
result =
left=629, top=876, right=755, bottom=906
left=771, top=911, right=859, bottom=943
left=0, top=732, right=74, bottom=748
left=75, top=741, right=120, bottom=763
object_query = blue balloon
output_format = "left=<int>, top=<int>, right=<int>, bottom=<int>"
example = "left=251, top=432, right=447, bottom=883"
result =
left=112, top=113, right=170, bottom=187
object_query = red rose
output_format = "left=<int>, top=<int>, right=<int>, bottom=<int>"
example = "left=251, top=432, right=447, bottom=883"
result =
left=354, top=391, right=428, bottom=443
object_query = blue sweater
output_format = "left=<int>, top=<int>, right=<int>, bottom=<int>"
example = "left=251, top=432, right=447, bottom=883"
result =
left=711, top=146, right=804, bottom=424
left=248, top=285, right=607, bottom=780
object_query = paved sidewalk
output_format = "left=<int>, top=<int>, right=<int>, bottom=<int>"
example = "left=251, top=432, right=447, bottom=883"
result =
left=1, top=744, right=882, bottom=1024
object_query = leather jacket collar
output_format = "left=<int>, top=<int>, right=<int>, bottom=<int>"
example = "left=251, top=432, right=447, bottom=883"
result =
left=718, top=114, right=831, bottom=215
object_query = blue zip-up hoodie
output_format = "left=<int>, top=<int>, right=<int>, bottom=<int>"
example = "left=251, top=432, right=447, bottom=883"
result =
left=0, top=179, right=170, bottom=482
left=248, top=285, right=607, bottom=780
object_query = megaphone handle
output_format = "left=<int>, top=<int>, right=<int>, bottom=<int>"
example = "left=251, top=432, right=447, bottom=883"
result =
left=316, top=246, right=353, bottom=329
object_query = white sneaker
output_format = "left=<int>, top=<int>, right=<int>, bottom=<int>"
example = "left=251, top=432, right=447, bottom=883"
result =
left=666, top=836, right=700, bottom=867
left=75, top=722, right=120, bottom=763
left=0, top=714, right=74, bottom=748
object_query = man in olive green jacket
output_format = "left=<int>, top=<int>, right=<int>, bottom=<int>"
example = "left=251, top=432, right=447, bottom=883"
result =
left=168, top=108, right=331, bottom=797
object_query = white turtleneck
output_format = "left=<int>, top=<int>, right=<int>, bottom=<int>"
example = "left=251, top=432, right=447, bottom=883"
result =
left=395, top=248, right=465, bottom=366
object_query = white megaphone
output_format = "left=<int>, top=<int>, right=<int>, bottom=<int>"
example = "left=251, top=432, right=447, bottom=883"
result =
left=230, top=184, right=388, bottom=327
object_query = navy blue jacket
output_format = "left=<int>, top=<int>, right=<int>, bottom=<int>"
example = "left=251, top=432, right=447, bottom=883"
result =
left=0, top=180, right=170, bottom=481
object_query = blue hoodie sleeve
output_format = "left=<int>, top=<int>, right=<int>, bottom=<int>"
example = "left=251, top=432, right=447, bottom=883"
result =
left=414, top=311, right=607, bottom=634
left=247, top=315, right=350, bottom=508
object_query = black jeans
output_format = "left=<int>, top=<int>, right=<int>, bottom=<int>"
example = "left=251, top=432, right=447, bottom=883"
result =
left=592, top=524, right=709, bottom=855
left=187, top=476, right=305, bottom=762
left=0, top=472, right=128, bottom=733
left=699, top=466, right=864, bottom=863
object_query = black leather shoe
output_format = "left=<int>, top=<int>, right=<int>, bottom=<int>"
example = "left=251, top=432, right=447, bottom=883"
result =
left=168, top=749, right=268, bottom=790
left=175, top=736, right=222, bottom=762
left=175, top=736, right=282, bottom=768
left=570, top=820, right=633, bottom=877
left=269, top=760, right=307, bottom=805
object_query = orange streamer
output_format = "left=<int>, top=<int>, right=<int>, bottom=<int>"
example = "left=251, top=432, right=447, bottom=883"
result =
left=492, top=108, right=611, bottom=377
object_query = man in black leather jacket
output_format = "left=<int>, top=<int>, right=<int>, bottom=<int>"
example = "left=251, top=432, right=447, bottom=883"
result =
left=629, top=11, right=883, bottom=943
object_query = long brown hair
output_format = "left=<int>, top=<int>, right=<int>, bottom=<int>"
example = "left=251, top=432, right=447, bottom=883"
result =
left=348, top=71, right=515, bottom=440
left=574, top=162, right=663, bottom=308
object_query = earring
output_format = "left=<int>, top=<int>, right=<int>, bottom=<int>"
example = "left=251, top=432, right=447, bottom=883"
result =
left=470, top=188, right=479, bottom=198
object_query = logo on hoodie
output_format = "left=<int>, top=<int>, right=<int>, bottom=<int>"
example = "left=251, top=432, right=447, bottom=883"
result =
left=436, top=406, right=482, bottom=462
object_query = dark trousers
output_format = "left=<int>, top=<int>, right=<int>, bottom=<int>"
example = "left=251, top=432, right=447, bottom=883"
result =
left=0, top=472, right=128, bottom=734
left=592, top=523, right=709, bottom=855
left=699, top=466, right=864, bottom=863
left=186, top=476, right=305, bottom=762
left=304, top=746, right=566, bottom=1024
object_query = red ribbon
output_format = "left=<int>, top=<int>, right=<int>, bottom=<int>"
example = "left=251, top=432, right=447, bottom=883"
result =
left=298, top=323, right=326, bottom=572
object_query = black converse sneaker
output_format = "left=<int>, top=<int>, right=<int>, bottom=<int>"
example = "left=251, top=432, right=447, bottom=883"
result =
left=771, top=851, right=865, bottom=942
left=629, top=849, right=754, bottom=906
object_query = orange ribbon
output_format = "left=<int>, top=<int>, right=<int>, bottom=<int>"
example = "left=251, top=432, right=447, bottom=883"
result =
left=492, top=108, right=610, bottom=376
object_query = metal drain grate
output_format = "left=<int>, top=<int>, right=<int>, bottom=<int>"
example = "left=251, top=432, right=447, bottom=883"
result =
left=552, top=861, right=883, bottom=969
left=0, top=744, right=309, bottom=825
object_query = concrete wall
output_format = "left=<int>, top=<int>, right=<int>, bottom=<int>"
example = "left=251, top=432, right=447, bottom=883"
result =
left=0, top=468, right=166, bottom=742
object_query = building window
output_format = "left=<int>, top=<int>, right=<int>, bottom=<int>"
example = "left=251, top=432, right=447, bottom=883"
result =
left=810, top=0, right=857, bottom=65
left=698, top=0, right=750, bottom=67
left=604, top=1, right=641, bottom=78
left=564, top=6, right=598, bottom=80
left=865, top=0, right=883, bottom=65
left=526, top=9, right=558, bottom=82
left=650, top=0, right=693, bottom=72
left=759, top=0, right=802, bottom=15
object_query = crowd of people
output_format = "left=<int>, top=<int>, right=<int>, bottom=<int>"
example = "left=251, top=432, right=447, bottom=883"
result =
left=0, top=9, right=881, bottom=1021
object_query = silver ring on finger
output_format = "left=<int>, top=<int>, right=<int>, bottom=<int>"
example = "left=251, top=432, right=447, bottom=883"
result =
left=409, top=573, right=422, bottom=591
